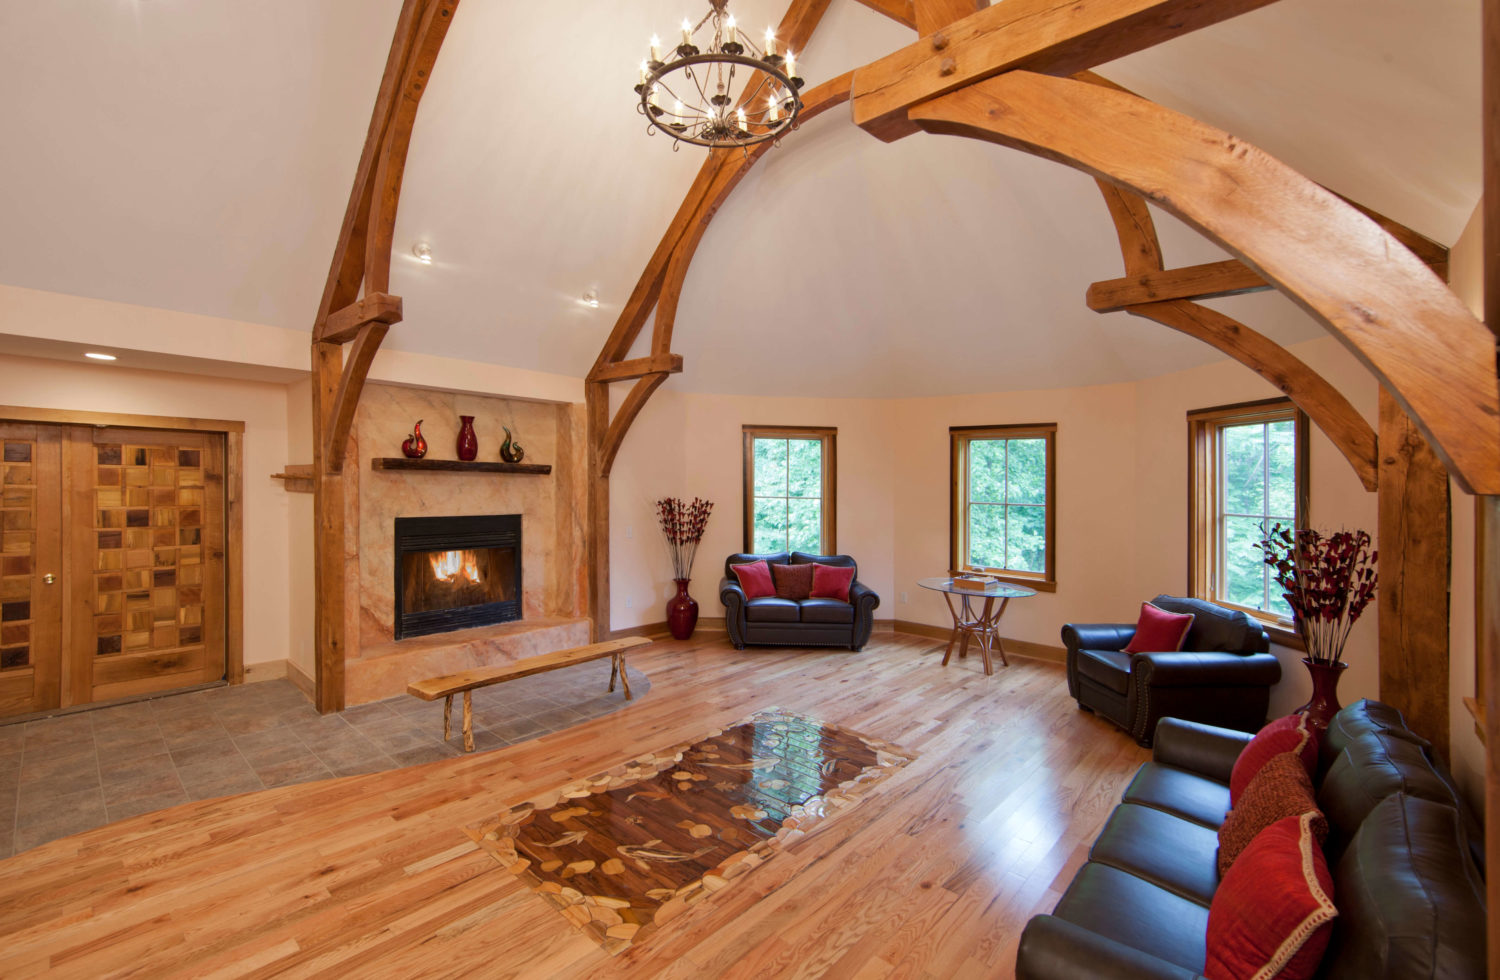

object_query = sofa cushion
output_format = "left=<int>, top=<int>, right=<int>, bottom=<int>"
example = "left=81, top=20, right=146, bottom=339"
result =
left=1326, top=699, right=1429, bottom=756
left=809, top=562, right=855, bottom=601
left=744, top=597, right=799, bottom=622
left=1206, top=812, right=1337, bottom=980
left=1052, top=863, right=1208, bottom=974
left=731, top=560, right=776, bottom=599
left=770, top=562, right=813, bottom=600
left=1088, top=803, right=1219, bottom=905
left=1321, top=794, right=1486, bottom=980
left=1229, top=713, right=1317, bottom=803
left=1317, top=730, right=1457, bottom=859
left=1076, top=649, right=1131, bottom=696
left=1218, top=751, right=1326, bottom=878
left=1123, top=602, right=1195, bottom=654
left=1123, top=762, right=1232, bottom=829
left=799, top=598, right=853, bottom=624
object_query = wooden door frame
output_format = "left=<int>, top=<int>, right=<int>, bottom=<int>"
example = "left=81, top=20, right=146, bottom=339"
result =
left=0, top=406, right=246, bottom=686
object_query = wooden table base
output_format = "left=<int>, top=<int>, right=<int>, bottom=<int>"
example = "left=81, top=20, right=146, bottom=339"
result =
left=939, top=593, right=1012, bottom=675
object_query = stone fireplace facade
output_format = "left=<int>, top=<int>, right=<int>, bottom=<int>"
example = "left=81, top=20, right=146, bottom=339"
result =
left=340, top=383, right=588, bottom=704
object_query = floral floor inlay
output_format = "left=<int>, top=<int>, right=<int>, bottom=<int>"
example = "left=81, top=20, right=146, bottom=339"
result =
left=464, top=709, right=915, bottom=953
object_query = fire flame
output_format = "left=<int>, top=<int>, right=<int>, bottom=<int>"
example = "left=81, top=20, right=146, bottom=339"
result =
left=429, top=549, right=481, bottom=585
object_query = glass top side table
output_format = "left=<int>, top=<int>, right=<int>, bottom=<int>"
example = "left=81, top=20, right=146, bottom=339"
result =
left=916, top=577, right=1038, bottom=675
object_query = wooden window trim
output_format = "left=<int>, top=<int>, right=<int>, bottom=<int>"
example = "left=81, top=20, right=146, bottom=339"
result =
left=742, top=426, right=837, bottom=555
left=1187, top=397, right=1308, bottom=648
left=948, top=423, right=1057, bottom=592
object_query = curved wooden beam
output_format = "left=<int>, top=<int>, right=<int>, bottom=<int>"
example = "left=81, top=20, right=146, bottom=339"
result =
left=600, top=373, right=672, bottom=479
left=322, top=322, right=391, bottom=475
left=1128, top=300, right=1379, bottom=491
left=909, top=71, right=1500, bottom=494
left=651, top=73, right=855, bottom=355
left=364, top=0, right=458, bottom=295
left=314, top=0, right=426, bottom=329
left=1094, top=179, right=1162, bottom=277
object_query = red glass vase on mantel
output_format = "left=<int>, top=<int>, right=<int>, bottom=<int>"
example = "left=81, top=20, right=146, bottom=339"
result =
left=1296, top=657, right=1347, bottom=732
left=456, top=415, right=478, bottom=461
left=666, top=579, right=699, bottom=640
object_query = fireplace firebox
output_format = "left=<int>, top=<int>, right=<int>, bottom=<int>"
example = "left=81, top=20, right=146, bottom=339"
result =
left=393, top=515, right=521, bottom=639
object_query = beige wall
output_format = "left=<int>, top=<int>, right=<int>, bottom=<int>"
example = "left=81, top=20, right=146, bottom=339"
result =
left=284, top=377, right=315, bottom=680
left=0, top=353, right=294, bottom=667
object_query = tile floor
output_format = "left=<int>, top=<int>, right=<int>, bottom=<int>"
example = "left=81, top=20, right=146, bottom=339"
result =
left=0, top=664, right=649, bottom=858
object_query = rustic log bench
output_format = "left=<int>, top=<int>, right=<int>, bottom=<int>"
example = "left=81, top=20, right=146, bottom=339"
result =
left=406, top=637, right=651, bottom=752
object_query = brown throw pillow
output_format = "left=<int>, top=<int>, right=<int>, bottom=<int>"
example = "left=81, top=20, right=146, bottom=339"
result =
left=770, top=562, right=814, bottom=600
left=1217, top=751, right=1327, bottom=878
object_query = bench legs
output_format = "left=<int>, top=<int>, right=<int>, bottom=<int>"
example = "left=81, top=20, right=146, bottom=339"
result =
left=442, top=692, right=476, bottom=753
left=609, top=652, right=632, bottom=700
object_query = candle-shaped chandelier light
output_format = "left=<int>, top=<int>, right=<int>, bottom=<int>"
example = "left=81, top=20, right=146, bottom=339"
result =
left=635, top=0, right=805, bottom=149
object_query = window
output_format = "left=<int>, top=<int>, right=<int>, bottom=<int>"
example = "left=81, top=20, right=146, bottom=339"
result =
left=949, top=424, right=1056, bottom=590
left=1189, top=399, right=1309, bottom=629
left=742, top=426, right=836, bottom=554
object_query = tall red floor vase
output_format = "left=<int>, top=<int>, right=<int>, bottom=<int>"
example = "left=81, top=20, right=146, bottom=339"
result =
left=666, top=578, right=699, bottom=640
left=1296, top=657, right=1347, bottom=732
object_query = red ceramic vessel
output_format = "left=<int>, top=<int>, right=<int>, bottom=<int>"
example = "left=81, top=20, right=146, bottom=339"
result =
left=401, top=419, right=428, bottom=458
left=456, top=415, right=478, bottom=461
left=1296, top=657, right=1347, bottom=732
left=666, top=578, right=699, bottom=640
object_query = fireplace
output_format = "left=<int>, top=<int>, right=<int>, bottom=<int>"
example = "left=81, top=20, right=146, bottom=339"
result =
left=393, top=515, right=521, bottom=639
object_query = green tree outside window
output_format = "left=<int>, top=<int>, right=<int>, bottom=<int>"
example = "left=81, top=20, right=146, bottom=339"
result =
left=966, top=437, right=1048, bottom=574
left=1219, top=419, right=1296, bottom=618
left=751, top=437, right=826, bottom=553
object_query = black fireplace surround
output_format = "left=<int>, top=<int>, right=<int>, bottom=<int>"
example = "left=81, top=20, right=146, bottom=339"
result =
left=393, top=514, right=521, bottom=640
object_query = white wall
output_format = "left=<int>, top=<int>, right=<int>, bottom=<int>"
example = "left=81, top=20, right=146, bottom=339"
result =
left=0, top=353, right=293, bottom=667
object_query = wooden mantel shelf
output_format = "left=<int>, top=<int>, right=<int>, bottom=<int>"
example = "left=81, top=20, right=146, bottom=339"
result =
left=370, top=457, right=552, bottom=476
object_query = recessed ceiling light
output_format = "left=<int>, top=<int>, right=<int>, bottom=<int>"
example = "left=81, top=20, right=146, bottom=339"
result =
left=84, top=352, right=117, bottom=361
left=581, top=288, right=600, bottom=308
left=412, top=242, right=433, bottom=264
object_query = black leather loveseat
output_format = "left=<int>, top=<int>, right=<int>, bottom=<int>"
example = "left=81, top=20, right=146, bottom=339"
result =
left=1016, top=701, right=1486, bottom=979
left=1064, top=595, right=1281, bottom=745
left=719, top=551, right=879, bottom=651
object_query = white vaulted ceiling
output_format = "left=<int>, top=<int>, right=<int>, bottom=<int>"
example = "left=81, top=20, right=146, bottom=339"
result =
left=0, top=0, right=1482, bottom=398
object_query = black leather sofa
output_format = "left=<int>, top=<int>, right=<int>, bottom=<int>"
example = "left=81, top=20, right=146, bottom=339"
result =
left=1016, top=701, right=1486, bottom=979
left=1063, top=595, right=1282, bottom=745
left=719, top=551, right=879, bottom=651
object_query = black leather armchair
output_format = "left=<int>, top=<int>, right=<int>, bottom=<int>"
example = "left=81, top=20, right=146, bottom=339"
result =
left=1063, top=595, right=1281, bottom=745
left=719, top=551, right=879, bottom=651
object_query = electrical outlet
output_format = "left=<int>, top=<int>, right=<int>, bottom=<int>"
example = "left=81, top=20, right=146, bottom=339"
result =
left=626, top=524, right=633, bottom=539
left=625, top=596, right=633, bottom=608
left=901, top=591, right=908, bottom=603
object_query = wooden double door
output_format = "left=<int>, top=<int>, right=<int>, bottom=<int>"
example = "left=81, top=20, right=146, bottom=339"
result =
left=0, top=422, right=226, bottom=718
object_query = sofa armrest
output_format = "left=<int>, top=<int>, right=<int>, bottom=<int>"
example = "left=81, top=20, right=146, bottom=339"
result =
left=719, top=578, right=747, bottom=649
left=1132, top=651, right=1282, bottom=688
left=849, top=580, right=879, bottom=609
left=1062, top=623, right=1136, bottom=654
left=719, top=577, right=746, bottom=606
left=1151, top=718, right=1253, bottom=782
left=1017, top=916, right=1204, bottom=980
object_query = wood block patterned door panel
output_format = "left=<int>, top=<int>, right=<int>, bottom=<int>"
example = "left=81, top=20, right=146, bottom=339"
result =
left=0, top=421, right=226, bottom=720
left=0, top=424, right=63, bottom=717
left=66, top=427, right=226, bottom=704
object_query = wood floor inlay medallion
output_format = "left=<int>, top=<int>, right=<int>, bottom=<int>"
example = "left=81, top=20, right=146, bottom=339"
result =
left=466, top=709, right=915, bottom=952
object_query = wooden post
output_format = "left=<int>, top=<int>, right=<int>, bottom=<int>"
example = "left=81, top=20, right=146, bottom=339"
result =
left=311, top=341, right=346, bottom=714
left=585, top=382, right=611, bottom=642
left=1482, top=3, right=1499, bottom=974
left=1376, top=388, right=1451, bottom=758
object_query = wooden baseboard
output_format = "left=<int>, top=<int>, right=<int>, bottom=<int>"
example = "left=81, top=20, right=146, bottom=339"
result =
left=892, top=620, right=1065, bottom=664
left=287, top=660, right=316, bottom=699
left=609, top=618, right=728, bottom=641
left=242, top=660, right=287, bottom=684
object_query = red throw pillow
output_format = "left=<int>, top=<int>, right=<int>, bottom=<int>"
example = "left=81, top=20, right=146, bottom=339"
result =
left=1122, top=602, right=1196, bottom=653
left=770, top=562, right=814, bottom=600
left=1206, top=812, right=1337, bottom=980
left=731, top=560, right=775, bottom=599
left=1217, top=751, right=1327, bottom=878
left=810, top=563, right=855, bottom=601
left=1229, top=713, right=1318, bottom=804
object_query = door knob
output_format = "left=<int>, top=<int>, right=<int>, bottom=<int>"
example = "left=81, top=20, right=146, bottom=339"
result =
left=42, top=574, right=55, bottom=585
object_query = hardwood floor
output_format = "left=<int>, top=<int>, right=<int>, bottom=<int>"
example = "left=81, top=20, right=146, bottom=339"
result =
left=0, top=632, right=1150, bottom=979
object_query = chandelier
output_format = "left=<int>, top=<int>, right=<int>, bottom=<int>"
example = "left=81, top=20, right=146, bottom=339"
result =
left=634, top=0, right=805, bottom=150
